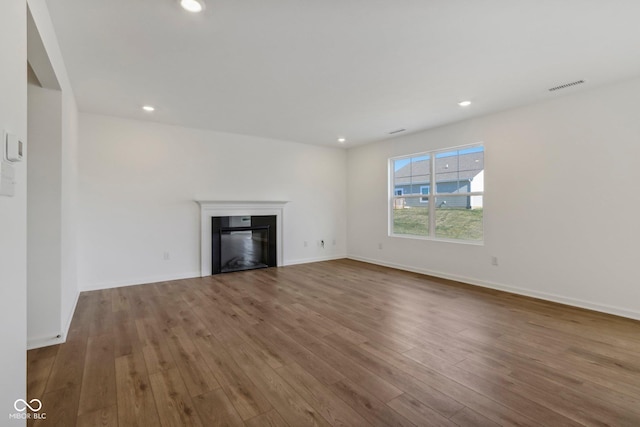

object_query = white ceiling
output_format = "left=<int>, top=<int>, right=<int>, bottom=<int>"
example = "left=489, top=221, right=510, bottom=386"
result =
left=46, top=0, right=640, bottom=147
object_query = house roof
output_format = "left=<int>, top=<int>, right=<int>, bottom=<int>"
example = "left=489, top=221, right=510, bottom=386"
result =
left=394, top=151, right=484, bottom=186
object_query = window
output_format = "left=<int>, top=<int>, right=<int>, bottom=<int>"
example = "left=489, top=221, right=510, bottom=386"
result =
left=390, top=144, right=484, bottom=242
left=419, top=185, right=430, bottom=203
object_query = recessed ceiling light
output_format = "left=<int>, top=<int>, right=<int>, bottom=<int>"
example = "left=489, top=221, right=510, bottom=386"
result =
left=142, top=105, right=155, bottom=112
left=458, top=100, right=472, bottom=107
left=338, top=138, right=346, bottom=143
left=180, top=0, right=205, bottom=13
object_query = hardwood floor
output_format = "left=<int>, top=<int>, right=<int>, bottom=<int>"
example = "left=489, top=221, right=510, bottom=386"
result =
left=27, top=259, right=640, bottom=426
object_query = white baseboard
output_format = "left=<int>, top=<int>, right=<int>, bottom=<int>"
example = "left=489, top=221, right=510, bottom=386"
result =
left=29, top=256, right=637, bottom=350
left=27, top=334, right=66, bottom=351
left=80, top=258, right=348, bottom=291
left=283, top=254, right=347, bottom=267
left=347, top=255, right=640, bottom=321
left=27, top=287, right=81, bottom=350
left=79, top=258, right=350, bottom=292
left=80, top=271, right=202, bottom=292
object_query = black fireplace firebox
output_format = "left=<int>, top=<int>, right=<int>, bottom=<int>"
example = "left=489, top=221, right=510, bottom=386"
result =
left=211, top=215, right=277, bottom=274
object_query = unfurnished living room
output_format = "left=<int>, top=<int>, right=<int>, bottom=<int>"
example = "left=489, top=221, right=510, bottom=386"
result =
left=2, top=0, right=640, bottom=426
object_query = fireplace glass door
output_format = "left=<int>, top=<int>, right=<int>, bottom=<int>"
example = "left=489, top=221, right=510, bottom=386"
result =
left=219, top=226, right=270, bottom=273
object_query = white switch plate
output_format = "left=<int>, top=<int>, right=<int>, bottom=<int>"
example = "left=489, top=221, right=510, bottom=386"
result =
left=4, top=131, right=24, bottom=162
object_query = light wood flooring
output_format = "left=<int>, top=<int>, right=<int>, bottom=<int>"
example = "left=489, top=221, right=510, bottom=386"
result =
left=27, top=259, right=640, bottom=426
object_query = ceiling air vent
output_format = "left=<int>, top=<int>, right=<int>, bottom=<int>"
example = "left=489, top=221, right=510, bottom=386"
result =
left=389, top=129, right=406, bottom=135
left=548, top=80, right=585, bottom=92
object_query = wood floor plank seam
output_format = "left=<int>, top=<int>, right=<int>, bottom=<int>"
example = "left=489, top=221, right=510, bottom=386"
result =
left=354, top=334, right=579, bottom=426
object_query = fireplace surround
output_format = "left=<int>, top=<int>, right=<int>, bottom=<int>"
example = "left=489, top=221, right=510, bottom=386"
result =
left=196, top=200, right=287, bottom=276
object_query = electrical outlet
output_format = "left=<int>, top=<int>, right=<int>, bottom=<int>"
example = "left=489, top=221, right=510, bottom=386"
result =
left=304, top=241, right=308, bottom=247
left=378, top=243, right=383, bottom=250
left=320, top=240, right=325, bottom=248
left=163, top=251, right=170, bottom=261
left=491, top=256, right=498, bottom=266
left=332, top=239, right=336, bottom=246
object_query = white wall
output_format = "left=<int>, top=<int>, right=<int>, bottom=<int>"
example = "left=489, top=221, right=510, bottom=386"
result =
left=27, top=0, right=80, bottom=349
left=0, top=0, right=27, bottom=422
left=78, top=114, right=347, bottom=290
left=27, top=78, right=62, bottom=345
left=347, top=76, right=640, bottom=320
left=60, top=92, right=79, bottom=337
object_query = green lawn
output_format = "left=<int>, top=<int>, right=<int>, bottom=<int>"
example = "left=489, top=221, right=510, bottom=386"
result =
left=393, top=207, right=483, bottom=241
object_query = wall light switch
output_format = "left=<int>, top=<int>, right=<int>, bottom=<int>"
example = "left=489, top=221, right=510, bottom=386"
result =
left=4, top=131, right=24, bottom=162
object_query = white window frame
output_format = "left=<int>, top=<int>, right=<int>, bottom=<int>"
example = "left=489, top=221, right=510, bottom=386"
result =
left=389, top=143, right=484, bottom=244
left=394, top=188, right=404, bottom=196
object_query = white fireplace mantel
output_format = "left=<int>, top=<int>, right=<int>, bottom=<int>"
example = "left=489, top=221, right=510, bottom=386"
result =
left=196, top=200, right=288, bottom=276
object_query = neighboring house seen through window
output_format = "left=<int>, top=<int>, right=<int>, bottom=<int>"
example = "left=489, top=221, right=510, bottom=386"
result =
left=390, top=144, right=484, bottom=242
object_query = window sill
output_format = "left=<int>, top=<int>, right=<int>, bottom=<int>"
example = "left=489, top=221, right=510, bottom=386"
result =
left=389, top=233, right=484, bottom=246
